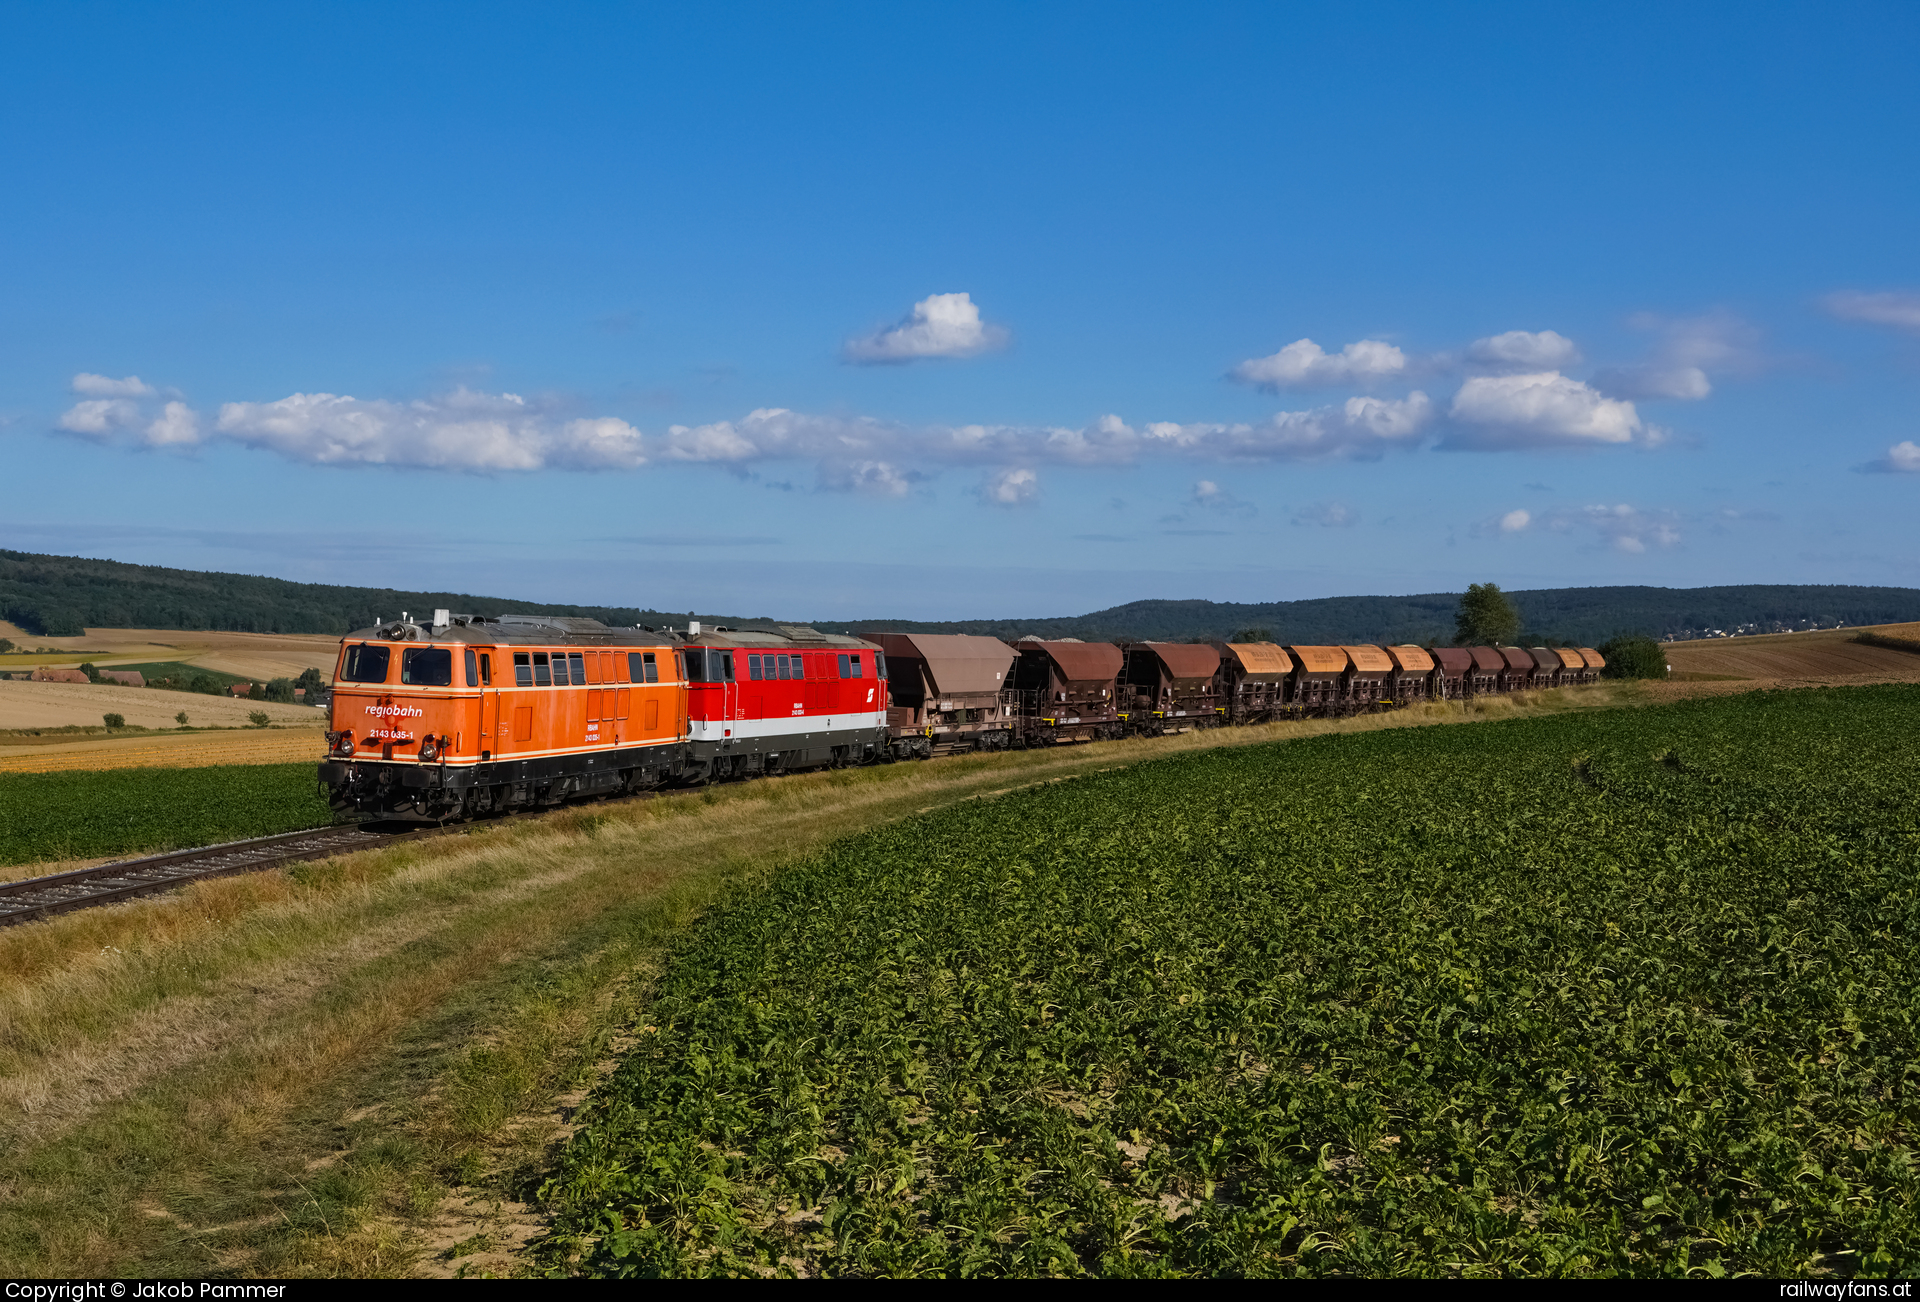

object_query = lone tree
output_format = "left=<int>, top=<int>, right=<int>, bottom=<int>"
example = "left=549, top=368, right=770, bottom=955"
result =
left=1598, top=635, right=1668, bottom=679
left=1455, top=583, right=1521, bottom=646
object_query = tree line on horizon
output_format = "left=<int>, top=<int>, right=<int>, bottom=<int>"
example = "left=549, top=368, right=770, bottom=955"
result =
left=4, top=548, right=1918, bottom=649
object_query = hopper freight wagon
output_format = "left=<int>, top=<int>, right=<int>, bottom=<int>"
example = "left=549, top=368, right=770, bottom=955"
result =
left=678, top=624, right=888, bottom=777
left=861, top=632, right=1018, bottom=759
left=1465, top=646, right=1505, bottom=694
left=1576, top=647, right=1605, bottom=683
left=321, top=612, right=692, bottom=819
left=1009, top=639, right=1126, bottom=743
left=1496, top=646, right=1538, bottom=691
left=1383, top=644, right=1435, bottom=703
left=1429, top=647, right=1474, bottom=699
left=1120, top=641, right=1223, bottom=735
left=1286, top=646, right=1350, bottom=713
left=1341, top=644, right=1396, bottom=710
left=1530, top=646, right=1570, bottom=688
left=1211, top=641, right=1294, bottom=723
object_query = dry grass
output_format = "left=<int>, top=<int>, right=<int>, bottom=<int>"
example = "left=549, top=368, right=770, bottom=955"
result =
left=0, top=683, right=1642, bottom=1278
left=0, top=728, right=323, bottom=774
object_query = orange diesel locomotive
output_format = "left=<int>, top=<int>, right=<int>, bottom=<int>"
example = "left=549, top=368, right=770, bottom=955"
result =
left=320, top=611, right=889, bottom=819
left=321, top=612, right=689, bottom=819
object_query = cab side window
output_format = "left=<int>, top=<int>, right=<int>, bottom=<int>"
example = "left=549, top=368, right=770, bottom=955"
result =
left=643, top=652, right=658, bottom=683
left=514, top=652, right=533, bottom=687
left=848, top=653, right=863, bottom=678
left=465, top=649, right=479, bottom=686
left=719, top=651, right=735, bottom=681
left=479, top=653, right=492, bottom=685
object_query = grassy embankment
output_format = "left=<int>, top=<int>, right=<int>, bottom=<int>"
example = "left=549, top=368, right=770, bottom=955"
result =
left=0, top=686, right=1629, bottom=1278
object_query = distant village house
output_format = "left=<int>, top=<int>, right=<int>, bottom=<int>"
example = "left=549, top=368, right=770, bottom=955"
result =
left=29, top=668, right=89, bottom=684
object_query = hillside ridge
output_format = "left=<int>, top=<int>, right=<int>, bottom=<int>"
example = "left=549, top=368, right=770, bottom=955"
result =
left=4, top=549, right=1917, bottom=646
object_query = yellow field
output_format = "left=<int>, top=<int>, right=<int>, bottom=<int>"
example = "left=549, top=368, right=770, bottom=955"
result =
left=0, top=678, right=325, bottom=732
left=0, top=622, right=341, bottom=682
left=0, top=727, right=325, bottom=773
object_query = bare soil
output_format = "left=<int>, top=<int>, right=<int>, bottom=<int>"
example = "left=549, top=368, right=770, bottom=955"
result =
left=1659, top=624, right=1920, bottom=694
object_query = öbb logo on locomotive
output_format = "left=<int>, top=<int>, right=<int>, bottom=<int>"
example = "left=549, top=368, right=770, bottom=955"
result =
left=318, top=610, right=1604, bottom=821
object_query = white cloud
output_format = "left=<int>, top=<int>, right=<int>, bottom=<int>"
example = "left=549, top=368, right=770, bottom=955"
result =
left=1467, top=330, right=1580, bottom=371
left=819, top=459, right=919, bottom=496
left=1230, top=338, right=1406, bottom=391
left=1499, top=508, right=1531, bottom=532
left=1592, top=311, right=1759, bottom=402
left=1143, top=392, right=1434, bottom=462
left=1190, top=478, right=1254, bottom=515
left=144, top=401, right=202, bottom=447
left=57, top=398, right=142, bottom=436
left=213, top=389, right=647, bottom=471
left=1861, top=440, right=1920, bottom=474
left=1539, top=503, right=1682, bottom=553
left=1292, top=501, right=1357, bottom=528
left=981, top=467, right=1037, bottom=505
left=1824, top=290, right=1920, bottom=331
left=1447, top=372, right=1651, bottom=449
left=842, top=292, right=1008, bottom=363
left=71, top=373, right=157, bottom=398
left=1592, top=365, right=1712, bottom=401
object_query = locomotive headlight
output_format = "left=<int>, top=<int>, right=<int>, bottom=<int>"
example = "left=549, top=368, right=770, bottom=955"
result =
left=328, top=730, right=355, bottom=757
left=419, top=735, right=439, bottom=761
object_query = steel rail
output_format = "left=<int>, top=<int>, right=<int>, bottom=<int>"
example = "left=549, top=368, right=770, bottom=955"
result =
left=0, top=782, right=710, bottom=929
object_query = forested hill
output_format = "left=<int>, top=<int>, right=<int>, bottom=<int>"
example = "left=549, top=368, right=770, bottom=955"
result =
left=0, top=549, right=754, bottom=636
left=837, top=585, right=1920, bottom=646
left=4, top=549, right=1918, bottom=645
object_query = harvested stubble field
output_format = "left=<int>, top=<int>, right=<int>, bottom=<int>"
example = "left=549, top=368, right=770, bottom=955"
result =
left=0, top=677, right=324, bottom=732
left=0, top=727, right=323, bottom=776
left=541, top=685, right=1920, bottom=1278
left=1657, top=625, right=1920, bottom=696
left=0, top=689, right=1633, bottom=1280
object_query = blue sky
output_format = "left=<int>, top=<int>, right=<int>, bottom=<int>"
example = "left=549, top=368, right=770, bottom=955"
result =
left=3, top=1, right=1917, bottom=620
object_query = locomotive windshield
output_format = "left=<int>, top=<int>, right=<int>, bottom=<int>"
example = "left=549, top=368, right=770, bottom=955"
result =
left=341, top=644, right=391, bottom=683
left=401, top=647, right=454, bottom=686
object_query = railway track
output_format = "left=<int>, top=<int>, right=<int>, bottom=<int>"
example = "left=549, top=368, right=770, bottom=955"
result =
left=0, top=783, right=710, bottom=929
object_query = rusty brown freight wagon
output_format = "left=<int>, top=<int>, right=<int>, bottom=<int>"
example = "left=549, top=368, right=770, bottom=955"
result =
left=1121, top=641, right=1223, bottom=734
left=1342, top=645, right=1395, bottom=710
left=1578, top=647, right=1606, bottom=683
left=1465, top=646, right=1504, bottom=694
left=1528, top=649, right=1574, bottom=687
left=1496, top=646, right=1538, bottom=691
left=861, top=632, right=1017, bottom=758
left=1211, top=641, right=1294, bottom=723
left=1009, top=639, right=1125, bottom=744
left=1429, top=647, right=1474, bottom=699
left=1284, top=646, right=1350, bottom=714
left=1383, top=645, right=1435, bottom=703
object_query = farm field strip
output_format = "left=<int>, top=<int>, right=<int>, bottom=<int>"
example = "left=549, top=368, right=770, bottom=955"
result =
left=0, top=728, right=323, bottom=774
left=540, top=685, right=1920, bottom=1278
left=0, top=687, right=1636, bottom=1278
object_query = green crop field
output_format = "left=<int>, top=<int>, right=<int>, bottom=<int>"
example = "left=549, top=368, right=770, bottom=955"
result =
left=540, top=685, right=1920, bottom=1278
left=0, top=763, right=332, bottom=867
